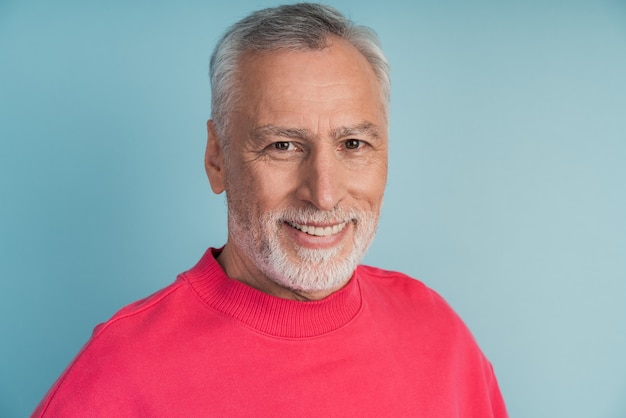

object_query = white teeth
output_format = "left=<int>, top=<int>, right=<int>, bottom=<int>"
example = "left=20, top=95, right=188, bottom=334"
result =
left=288, top=221, right=347, bottom=237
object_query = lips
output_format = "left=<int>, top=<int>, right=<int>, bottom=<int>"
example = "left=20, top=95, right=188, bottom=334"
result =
left=285, top=221, right=348, bottom=237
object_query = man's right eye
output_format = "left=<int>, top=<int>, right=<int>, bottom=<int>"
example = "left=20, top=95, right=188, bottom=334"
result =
left=273, top=142, right=293, bottom=151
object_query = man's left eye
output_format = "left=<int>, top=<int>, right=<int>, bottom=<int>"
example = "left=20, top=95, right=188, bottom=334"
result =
left=344, top=139, right=362, bottom=150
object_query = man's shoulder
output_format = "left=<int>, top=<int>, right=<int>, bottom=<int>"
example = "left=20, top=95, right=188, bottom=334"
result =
left=92, top=278, right=188, bottom=337
left=357, top=264, right=418, bottom=280
left=356, top=263, right=431, bottom=295
left=356, top=264, right=462, bottom=320
left=33, top=278, right=193, bottom=416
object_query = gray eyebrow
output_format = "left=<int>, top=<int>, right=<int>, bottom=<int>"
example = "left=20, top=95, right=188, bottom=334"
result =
left=331, top=122, right=381, bottom=141
left=252, top=121, right=381, bottom=143
left=252, top=125, right=312, bottom=142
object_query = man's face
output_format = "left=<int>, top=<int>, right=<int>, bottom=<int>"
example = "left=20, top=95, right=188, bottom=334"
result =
left=208, top=37, right=388, bottom=299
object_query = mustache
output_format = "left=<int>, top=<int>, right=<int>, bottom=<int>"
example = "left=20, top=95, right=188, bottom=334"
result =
left=264, top=206, right=368, bottom=225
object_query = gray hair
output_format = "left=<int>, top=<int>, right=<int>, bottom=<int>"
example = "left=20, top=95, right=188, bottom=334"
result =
left=209, top=3, right=390, bottom=145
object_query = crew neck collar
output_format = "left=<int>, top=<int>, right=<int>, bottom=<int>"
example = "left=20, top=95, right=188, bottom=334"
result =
left=181, top=248, right=363, bottom=338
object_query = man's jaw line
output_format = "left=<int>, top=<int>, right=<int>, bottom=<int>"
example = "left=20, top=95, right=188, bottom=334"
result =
left=221, top=211, right=366, bottom=301
left=218, top=244, right=331, bottom=302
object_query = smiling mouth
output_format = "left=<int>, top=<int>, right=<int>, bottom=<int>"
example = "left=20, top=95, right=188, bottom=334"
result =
left=285, top=221, right=348, bottom=237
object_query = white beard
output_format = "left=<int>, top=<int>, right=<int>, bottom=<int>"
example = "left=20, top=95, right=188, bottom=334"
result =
left=227, top=205, right=378, bottom=294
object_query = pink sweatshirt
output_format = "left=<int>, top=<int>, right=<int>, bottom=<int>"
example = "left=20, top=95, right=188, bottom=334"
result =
left=34, top=248, right=507, bottom=417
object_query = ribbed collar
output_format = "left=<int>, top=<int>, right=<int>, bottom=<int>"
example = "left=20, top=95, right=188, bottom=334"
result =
left=181, top=248, right=363, bottom=339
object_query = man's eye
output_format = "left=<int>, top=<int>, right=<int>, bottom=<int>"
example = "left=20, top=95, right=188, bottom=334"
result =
left=273, top=142, right=293, bottom=151
left=344, top=139, right=362, bottom=150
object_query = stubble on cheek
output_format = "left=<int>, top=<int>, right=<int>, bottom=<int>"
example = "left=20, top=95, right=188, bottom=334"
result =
left=222, top=154, right=382, bottom=293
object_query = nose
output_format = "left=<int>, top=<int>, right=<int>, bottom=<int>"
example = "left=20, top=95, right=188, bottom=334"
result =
left=295, top=147, right=346, bottom=211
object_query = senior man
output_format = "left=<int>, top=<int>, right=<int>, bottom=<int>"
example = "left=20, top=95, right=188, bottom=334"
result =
left=34, top=3, right=507, bottom=417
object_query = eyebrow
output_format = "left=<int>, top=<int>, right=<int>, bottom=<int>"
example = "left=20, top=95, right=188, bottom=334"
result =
left=331, top=122, right=381, bottom=141
left=252, top=121, right=381, bottom=143
left=252, top=125, right=312, bottom=142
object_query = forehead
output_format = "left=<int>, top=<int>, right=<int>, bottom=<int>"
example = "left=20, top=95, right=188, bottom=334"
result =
left=235, top=37, right=385, bottom=117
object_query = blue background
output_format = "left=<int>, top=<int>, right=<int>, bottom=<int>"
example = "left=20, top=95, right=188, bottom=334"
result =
left=1, top=0, right=625, bottom=416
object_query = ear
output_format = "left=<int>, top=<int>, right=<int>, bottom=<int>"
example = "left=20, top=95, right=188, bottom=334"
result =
left=205, top=120, right=226, bottom=194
